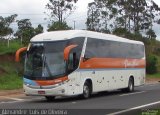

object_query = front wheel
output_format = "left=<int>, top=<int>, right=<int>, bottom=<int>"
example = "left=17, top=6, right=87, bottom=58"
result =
left=82, top=82, right=91, bottom=99
left=45, top=96, right=55, bottom=101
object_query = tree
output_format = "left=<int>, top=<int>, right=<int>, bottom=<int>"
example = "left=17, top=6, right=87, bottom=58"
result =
left=86, top=2, right=100, bottom=31
left=47, top=21, right=71, bottom=31
left=15, top=19, right=35, bottom=45
left=45, top=0, right=77, bottom=31
left=46, top=0, right=77, bottom=22
left=86, top=0, right=118, bottom=32
left=146, top=54, right=158, bottom=74
left=146, top=29, right=156, bottom=39
left=0, top=14, right=17, bottom=47
left=34, top=24, right=43, bottom=35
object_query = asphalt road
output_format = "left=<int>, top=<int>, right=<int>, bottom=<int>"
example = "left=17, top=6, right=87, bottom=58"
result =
left=0, top=83, right=160, bottom=115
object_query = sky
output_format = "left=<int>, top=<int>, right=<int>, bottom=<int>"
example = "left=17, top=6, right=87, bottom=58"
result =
left=0, top=0, right=160, bottom=39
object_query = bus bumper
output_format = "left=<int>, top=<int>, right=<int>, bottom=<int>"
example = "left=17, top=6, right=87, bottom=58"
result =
left=23, top=84, right=77, bottom=96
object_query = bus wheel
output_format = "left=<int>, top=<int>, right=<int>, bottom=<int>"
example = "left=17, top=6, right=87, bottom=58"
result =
left=127, top=77, right=134, bottom=92
left=82, top=82, right=91, bottom=99
left=45, top=96, right=55, bottom=101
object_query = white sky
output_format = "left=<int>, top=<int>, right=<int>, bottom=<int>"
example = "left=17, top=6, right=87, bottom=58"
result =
left=0, top=0, right=160, bottom=39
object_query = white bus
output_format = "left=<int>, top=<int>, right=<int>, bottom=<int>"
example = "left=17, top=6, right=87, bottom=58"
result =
left=16, top=30, right=146, bottom=101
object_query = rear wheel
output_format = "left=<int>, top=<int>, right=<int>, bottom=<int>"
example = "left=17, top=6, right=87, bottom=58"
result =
left=82, top=82, right=91, bottom=99
left=45, top=96, right=55, bottom=101
left=127, top=77, right=134, bottom=92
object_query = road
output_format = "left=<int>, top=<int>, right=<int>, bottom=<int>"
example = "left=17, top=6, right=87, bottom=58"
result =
left=0, top=83, right=160, bottom=115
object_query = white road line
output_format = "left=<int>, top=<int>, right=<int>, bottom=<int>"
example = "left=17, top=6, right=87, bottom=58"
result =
left=72, top=102, right=76, bottom=104
left=0, top=96, right=24, bottom=101
left=107, top=100, right=160, bottom=115
left=119, top=91, right=146, bottom=96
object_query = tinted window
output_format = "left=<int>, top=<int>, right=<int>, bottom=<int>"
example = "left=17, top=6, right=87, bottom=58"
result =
left=85, top=38, right=144, bottom=59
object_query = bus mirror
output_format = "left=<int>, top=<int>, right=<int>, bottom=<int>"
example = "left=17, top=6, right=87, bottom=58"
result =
left=64, top=44, right=78, bottom=61
left=15, top=47, right=27, bottom=62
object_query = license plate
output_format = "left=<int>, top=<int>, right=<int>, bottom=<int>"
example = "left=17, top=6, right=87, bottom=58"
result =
left=38, top=91, right=45, bottom=94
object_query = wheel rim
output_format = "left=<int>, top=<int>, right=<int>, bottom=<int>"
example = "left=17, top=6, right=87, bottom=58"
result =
left=83, top=85, right=89, bottom=98
left=129, top=80, right=133, bottom=91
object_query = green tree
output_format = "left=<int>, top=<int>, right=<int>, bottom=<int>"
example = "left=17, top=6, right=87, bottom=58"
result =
left=146, top=55, right=158, bottom=74
left=15, top=19, right=35, bottom=45
left=34, top=24, right=43, bottom=35
left=146, top=29, right=157, bottom=40
left=86, top=0, right=118, bottom=32
left=47, top=21, right=71, bottom=31
left=45, top=0, right=77, bottom=30
left=0, top=14, right=17, bottom=47
left=45, top=0, right=77, bottom=23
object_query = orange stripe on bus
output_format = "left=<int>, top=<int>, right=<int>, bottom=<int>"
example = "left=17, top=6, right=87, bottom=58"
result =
left=80, top=58, right=145, bottom=69
left=35, top=76, right=68, bottom=86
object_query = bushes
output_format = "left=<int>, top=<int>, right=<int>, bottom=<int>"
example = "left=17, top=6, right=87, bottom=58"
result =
left=146, top=55, right=158, bottom=74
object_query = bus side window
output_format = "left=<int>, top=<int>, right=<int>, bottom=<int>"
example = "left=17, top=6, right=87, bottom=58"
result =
left=68, top=52, right=78, bottom=73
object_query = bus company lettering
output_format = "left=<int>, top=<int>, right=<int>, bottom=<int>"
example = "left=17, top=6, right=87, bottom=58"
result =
left=124, top=59, right=139, bottom=68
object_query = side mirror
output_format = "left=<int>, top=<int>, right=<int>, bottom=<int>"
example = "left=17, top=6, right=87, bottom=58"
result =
left=64, top=44, right=78, bottom=61
left=15, top=47, right=27, bottom=62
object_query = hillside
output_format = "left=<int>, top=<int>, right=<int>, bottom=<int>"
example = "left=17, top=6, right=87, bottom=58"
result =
left=0, top=53, right=23, bottom=90
left=0, top=40, right=23, bottom=90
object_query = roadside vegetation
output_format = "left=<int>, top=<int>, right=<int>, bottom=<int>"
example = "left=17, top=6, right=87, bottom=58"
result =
left=0, top=40, right=23, bottom=90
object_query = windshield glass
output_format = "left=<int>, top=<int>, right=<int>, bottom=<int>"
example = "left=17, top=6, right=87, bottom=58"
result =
left=24, top=37, right=84, bottom=80
left=24, top=43, right=44, bottom=77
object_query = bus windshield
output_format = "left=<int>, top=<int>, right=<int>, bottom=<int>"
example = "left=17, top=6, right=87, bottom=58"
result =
left=24, top=42, right=67, bottom=80
left=24, top=37, right=85, bottom=80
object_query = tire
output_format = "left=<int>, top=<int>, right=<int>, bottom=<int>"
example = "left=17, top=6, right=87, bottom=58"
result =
left=45, top=96, right=55, bottom=101
left=126, top=77, right=134, bottom=92
left=82, top=82, right=91, bottom=99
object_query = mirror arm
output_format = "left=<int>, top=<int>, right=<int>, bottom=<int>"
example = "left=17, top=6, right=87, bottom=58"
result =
left=64, top=44, right=78, bottom=61
left=15, top=47, right=27, bottom=62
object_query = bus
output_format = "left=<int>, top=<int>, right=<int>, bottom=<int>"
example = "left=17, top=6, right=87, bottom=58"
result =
left=15, top=30, right=146, bottom=101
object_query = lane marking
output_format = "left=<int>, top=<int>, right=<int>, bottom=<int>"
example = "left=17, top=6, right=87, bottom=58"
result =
left=72, top=102, right=76, bottom=104
left=107, top=100, right=160, bottom=115
left=0, top=96, right=24, bottom=101
left=119, top=91, right=146, bottom=96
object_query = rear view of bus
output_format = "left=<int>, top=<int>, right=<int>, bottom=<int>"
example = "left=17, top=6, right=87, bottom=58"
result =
left=15, top=30, right=145, bottom=101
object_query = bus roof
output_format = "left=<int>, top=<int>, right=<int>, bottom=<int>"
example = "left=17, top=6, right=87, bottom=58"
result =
left=31, top=30, right=144, bottom=45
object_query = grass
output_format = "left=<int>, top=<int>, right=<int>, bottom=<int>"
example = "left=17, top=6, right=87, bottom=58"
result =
left=0, top=39, right=22, bottom=55
left=146, top=73, right=160, bottom=78
left=0, top=73, right=22, bottom=90
left=0, top=54, right=23, bottom=90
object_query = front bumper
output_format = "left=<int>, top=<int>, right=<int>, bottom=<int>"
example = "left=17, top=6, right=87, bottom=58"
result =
left=23, top=83, right=71, bottom=96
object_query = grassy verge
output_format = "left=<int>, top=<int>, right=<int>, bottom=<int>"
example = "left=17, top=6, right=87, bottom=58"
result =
left=0, top=73, right=22, bottom=90
left=0, top=39, right=22, bottom=55
left=0, top=55, right=23, bottom=90
left=146, top=73, right=160, bottom=78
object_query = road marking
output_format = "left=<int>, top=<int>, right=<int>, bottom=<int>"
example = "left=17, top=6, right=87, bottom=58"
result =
left=0, top=96, right=24, bottom=101
left=119, top=91, right=146, bottom=96
left=72, top=102, right=76, bottom=104
left=107, top=100, right=160, bottom=115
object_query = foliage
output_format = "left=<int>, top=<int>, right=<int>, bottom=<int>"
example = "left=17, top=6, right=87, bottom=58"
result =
left=15, top=19, right=35, bottom=45
left=146, top=54, right=158, bottom=74
left=86, top=0, right=160, bottom=37
left=0, top=39, right=22, bottom=55
left=0, top=14, right=17, bottom=37
left=15, top=19, right=44, bottom=46
left=34, top=24, right=44, bottom=35
left=0, top=53, right=22, bottom=90
left=48, top=21, right=72, bottom=31
left=45, top=0, right=77, bottom=23
left=86, top=0, right=117, bottom=32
